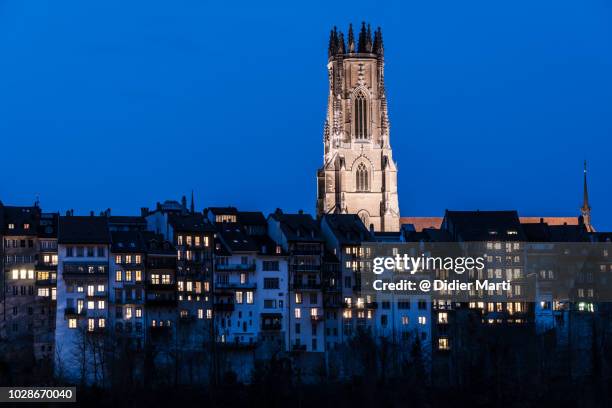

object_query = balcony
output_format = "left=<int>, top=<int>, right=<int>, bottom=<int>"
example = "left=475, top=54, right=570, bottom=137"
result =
left=64, top=307, right=86, bottom=317
left=261, top=313, right=282, bottom=331
left=214, top=302, right=235, bottom=312
left=35, top=263, right=57, bottom=271
left=145, top=282, right=176, bottom=291
left=35, top=278, right=57, bottom=286
left=292, top=281, right=321, bottom=291
left=292, top=249, right=321, bottom=256
left=215, top=263, right=256, bottom=272
left=291, top=264, right=322, bottom=273
left=146, top=295, right=177, bottom=307
left=214, top=282, right=257, bottom=291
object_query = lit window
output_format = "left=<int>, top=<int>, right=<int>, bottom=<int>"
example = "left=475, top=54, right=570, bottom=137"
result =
left=438, top=312, right=448, bottom=324
left=87, top=301, right=95, bottom=310
left=115, top=271, right=122, bottom=282
left=97, top=284, right=105, bottom=292
left=135, top=255, right=141, bottom=264
left=246, top=291, right=254, bottom=304
left=98, top=318, right=105, bottom=328
left=125, top=307, right=132, bottom=320
left=438, top=337, right=450, bottom=350
left=11, top=269, right=18, bottom=280
left=195, top=236, right=201, bottom=246
left=97, top=300, right=105, bottom=310
left=125, top=255, right=132, bottom=264
left=68, top=318, right=77, bottom=329
left=135, top=270, right=142, bottom=282
left=115, top=255, right=122, bottom=264
left=206, top=309, right=212, bottom=319
left=401, top=316, right=409, bottom=325
left=87, top=285, right=94, bottom=296
left=135, top=307, right=142, bottom=318
left=418, top=316, right=427, bottom=325
left=235, top=291, right=243, bottom=303
left=8, top=223, right=14, bottom=230
left=295, top=308, right=301, bottom=319
left=204, top=236, right=209, bottom=247
left=295, top=293, right=302, bottom=304
left=88, top=319, right=95, bottom=332
left=198, top=309, right=204, bottom=319
left=125, top=270, right=132, bottom=281
left=23, top=223, right=29, bottom=230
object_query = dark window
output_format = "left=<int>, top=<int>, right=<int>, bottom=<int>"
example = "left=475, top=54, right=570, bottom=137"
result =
left=263, top=278, right=279, bottom=289
left=262, top=261, right=279, bottom=271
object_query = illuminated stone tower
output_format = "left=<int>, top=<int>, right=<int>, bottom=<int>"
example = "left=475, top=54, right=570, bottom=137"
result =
left=316, top=23, right=400, bottom=232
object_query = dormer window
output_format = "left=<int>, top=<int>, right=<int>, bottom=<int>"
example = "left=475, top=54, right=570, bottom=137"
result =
left=23, top=223, right=30, bottom=230
left=8, top=224, right=14, bottom=230
left=507, top=230, right=518, bottom=235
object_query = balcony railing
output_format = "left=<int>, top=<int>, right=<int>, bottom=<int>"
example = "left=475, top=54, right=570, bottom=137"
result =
left=292, top=281, right=321, bottom=290
left=214, top=302, right=235, bottom=312
left=35, top=278, right=57, bottom=286
left=214, top=282, right=257, bottom=291
left=261, top=321, right=282, bottom=331
left=145, top=296, right=177, bottom=307
left=35, top=263, right=57, bottom=271
left=291, top=265, right=322, bottom=273
left=215, top=263, right=256, bottom=272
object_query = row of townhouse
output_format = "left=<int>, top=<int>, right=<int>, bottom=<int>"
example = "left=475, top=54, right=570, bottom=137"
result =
left=3, top=200, right=610, bottom=384
left=0, top=203, right=58, bottom=367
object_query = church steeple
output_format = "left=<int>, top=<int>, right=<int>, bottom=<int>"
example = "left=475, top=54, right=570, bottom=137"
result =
left=317, top=23, right=400, bottom=232
left=581, top=160, right=593, bottom=232
left=190, top=190, right=195, bottom=214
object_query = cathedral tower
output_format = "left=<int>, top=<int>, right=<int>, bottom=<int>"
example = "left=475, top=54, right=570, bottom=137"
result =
left=316, top=23, right=400, bottom=231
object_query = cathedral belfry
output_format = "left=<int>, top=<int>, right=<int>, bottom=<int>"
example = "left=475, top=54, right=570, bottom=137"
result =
left=316, top=23, right=400, bottom=232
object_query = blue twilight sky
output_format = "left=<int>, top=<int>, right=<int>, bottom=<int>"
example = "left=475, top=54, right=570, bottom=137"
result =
left=1, top=0, right=611, bottom=229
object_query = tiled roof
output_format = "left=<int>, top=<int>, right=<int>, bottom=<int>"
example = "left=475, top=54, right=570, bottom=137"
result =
left=322, top=214, right=373, bottom=244
left=270, top=213, right=323, bottom=242
left=168, top=213, right=215, bottom=232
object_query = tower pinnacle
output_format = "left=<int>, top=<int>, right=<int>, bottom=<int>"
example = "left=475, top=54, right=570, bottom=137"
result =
left=581, top=160, right=594, bottom=232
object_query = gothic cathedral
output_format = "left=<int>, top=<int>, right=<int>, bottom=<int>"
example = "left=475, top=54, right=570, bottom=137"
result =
left=316, top=23, right=400, bottom=232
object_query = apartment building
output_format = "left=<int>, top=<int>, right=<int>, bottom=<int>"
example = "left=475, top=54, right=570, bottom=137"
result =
left=267, top=210, right=325, bottom=352
left=54, top=215, right=111, bottom=384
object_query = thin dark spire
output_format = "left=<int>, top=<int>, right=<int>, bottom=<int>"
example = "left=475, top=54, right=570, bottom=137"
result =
left=328, top=27, right=338, bottom=58
left=347, top=23, right=355, bottom=53
left=374, top=27, right=384, bottom=55
left=358, top=21, right=367, bottom=52
left=190, top=190, right=195, bottom=214
left=582, top=160, right=590, bottom=210
left=366, top=24, right=373, bottom=52
left=337, top=32, right=345, bottom=54
left=581, top=160, right=594, bottom=232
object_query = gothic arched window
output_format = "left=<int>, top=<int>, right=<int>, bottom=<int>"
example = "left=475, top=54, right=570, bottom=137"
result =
left=356, top=163, right=369, bottom=192
left=354, top=92, right=368, bottom=139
